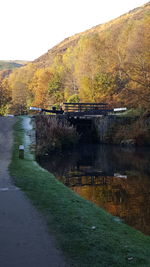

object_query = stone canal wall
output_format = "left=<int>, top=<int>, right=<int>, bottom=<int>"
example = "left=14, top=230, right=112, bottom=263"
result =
left=93, top=115, right=138, bottom=144
left=93, top=115, right=150, bottom=145
left=34, top=114, right=150, bottom=146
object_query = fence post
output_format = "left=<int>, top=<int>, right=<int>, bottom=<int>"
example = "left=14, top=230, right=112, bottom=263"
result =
left=19, top=145, right=24, bottom=159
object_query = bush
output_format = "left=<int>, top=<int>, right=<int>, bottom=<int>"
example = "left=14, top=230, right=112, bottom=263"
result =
left=114, top=118, right=150, bottom=145
left=9, top=103, right=28, bottom=115
left=35, top=115, right=79, bottom=156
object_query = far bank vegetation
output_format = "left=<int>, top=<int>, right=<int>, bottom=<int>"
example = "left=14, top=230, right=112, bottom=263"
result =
left=113, top=117, right=150, bottom=146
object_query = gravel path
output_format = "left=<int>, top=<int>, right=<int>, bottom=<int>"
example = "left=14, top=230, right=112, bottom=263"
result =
left=0, top=117, right=67, bottom=267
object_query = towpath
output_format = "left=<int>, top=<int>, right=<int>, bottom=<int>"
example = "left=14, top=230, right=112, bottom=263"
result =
left=0, top=117, right=67, bottom=267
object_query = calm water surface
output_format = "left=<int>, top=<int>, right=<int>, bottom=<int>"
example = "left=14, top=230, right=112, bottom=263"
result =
left=38, top=145, right=150, bottom=235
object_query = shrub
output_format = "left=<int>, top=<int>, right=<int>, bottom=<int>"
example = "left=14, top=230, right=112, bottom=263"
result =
left=9, top=103, right=28, bottom=115
left=114, top=118, right=150, bottom=145
left=35, top=115, right=79, bottom=156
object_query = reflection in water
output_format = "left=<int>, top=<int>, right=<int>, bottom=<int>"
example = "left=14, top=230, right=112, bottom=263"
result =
left=38, top=145, right=150, bottom=235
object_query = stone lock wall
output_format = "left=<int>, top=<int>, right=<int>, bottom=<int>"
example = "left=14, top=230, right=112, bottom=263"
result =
left=93, top=115, right=137, bottom=144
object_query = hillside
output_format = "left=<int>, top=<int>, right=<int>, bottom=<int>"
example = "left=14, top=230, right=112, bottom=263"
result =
left=0, top=60, right=29, bottom=80
left=0, top=60, right=28, bottom=70
left=1, top=2, right=150, bottom=115
left=34, top=2, right=150, bottom=68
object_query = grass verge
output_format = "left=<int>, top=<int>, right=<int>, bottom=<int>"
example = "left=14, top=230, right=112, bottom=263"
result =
left=10, top=117, right=150, bottom=267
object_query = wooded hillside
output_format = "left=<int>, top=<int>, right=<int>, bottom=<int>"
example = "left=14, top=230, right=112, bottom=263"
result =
left=0, top=2, right=150, bottom=115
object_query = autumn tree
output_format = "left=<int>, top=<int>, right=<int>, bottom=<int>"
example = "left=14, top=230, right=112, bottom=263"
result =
left=0, top=78, right=11, bottom=115
left=8, top=63, right=36, bottom=114
left=116, top=16, right=150, bottom=111
left=29, top=68, right=53, bottom=108
left=74, top=34, right=112, bottom=102
left=3, top=3, right=149, bottom=113
left=62, top=47, right=78, bottom=101
left=47, top=55, right=66, bottom=104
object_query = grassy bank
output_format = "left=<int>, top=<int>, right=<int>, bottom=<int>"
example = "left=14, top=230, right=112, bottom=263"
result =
left=10, top=116, right=150, bottom=266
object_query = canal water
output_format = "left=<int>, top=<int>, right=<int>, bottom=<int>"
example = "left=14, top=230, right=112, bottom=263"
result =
left=38, top=144, right=150, bottom=235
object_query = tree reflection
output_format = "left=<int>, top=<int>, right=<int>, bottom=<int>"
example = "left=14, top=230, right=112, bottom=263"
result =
left=38, top=144, right=150, bottom=235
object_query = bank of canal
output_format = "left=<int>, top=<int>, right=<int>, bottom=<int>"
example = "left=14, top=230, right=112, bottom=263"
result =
left=10, top=116, right=150, bottom=266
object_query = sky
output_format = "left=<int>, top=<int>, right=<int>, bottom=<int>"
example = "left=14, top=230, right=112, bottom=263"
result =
left=0, top=0, right=148, bottom=61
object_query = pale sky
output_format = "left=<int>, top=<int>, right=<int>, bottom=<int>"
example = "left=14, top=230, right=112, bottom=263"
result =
left=0, top=0, right=148, bottom=61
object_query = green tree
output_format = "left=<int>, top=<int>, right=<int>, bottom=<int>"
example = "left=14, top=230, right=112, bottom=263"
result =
left=48, top=72, right=64, bottom=104
left=67, top=94, right=80, bottom=103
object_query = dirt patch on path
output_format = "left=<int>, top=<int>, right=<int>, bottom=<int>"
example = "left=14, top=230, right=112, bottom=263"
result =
left=0, top=117, right=67, bottom=267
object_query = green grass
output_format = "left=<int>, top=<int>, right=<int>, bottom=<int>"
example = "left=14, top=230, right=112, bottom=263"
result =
left=9, top=117, right=150, bottom=266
